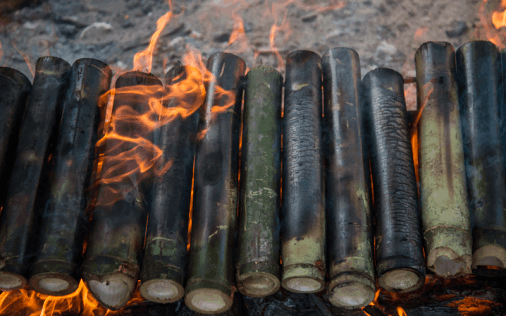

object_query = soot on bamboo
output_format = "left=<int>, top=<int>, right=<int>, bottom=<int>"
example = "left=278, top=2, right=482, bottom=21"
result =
left=281, top=50, right=326, bottom=293
left=185, top=52, right=245, bottom=314
left=236, top=65, right=282, bottom=297
left=415, top=42, right=472, bottom=278
left=456, top=41, right=506, bottom=275
left=0, top=67, right=31, bottom=205
left=28, top=59, right=112, bottom=296
left=139, top=63, right=201, bottom=303
left=82, top=71, right=162, bottom=310
left=322, top=47, right=375, bottom=308
left=362, top=68, right=425, bottom=293
left=0, top=57, right=70, bottom=291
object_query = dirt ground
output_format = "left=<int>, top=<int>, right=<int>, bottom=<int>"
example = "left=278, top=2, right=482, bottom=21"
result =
left=0, top=0, right=500, bottom=111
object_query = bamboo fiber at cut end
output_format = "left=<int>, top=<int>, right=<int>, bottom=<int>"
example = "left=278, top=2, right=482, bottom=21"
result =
left=322, top=47, right=375, bottom=308
left=362, top=68, right=425, bottom=293
left=82, top=71, right=162, bottom=311
left=281, top=50, right=326, bottom=294
left=0, top=56, right=70, bottom=292
left=0, top=67, right=31, bottom=205
left=457, top=41, right=506, bottom=276
left=28, top=58, right=112, bottom=296
left=415, top=42, right=472, bottom=279
left=139, top=63, right=201, bottom=303
left=237, top=65, right=282, bottom=298
left=185, top=52, right=245, bottom=315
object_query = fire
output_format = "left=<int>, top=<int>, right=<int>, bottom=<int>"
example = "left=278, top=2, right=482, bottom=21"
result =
left=0, top=280, right=144, bottom=315
left=11, top=42, right=34, bottom=78
left=396, top=306, right=407, bottom=316
left=476, top=0, right=506, bottom=48
left=448, top=297, right=499, bottom=315
left=492, top=0, right=506, bottom=29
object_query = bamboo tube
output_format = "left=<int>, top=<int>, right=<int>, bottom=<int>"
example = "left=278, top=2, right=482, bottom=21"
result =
left=415, top=42, right=472, bottom=278
left=28, top=58, right=112, bottom=296
left=362, top=68, right=425, bottom=293
left=82, top=71, right=162, bottom=310
left=0, top=67, right=31, bottom=204
left=0, top=57, right=70, bottom=291
left=322, top=47, right=375, bottom=308
left=185, top=52, right=245, bottom=314
left=236, top=66, right=282, bottom=297
left=456, top=41, right=506, bottom=275
left=281, top=50, right=326, bottom=293
left=139, top=63, right=201, bottom=303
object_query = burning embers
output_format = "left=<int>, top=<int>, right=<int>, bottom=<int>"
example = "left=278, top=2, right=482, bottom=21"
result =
left=1, top=10, right=506, bottom=316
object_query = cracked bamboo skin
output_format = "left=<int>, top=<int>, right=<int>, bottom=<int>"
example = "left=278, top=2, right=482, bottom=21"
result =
left=29, top=59, right=112, bottom=296
left=415, top=42, right=473, bottom=279
left=0, top=67, right=31, bottom=206
left=82, top=71, right=162, bottom=311
left=362, top=68, right=425, bottom=293
left=456, top=41, right=506, bottom=276
left=281, top=50, right=326, bottom=294
left=139, top=64, right=201, bottom=303
left=236, top=66, right=282, bottom=297
left=185, top=53, right=245, bottom=315
left=322, top=48, right=375, bottom=309
left=0, top=57, right=70, bottom=292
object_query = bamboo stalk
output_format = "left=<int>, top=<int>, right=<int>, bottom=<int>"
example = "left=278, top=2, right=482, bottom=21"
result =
left=0, top=67, right=31, bottom=205
left=28, top=58, right=112, bottom=296
left=236, top=65, right=282, bottom=297
left=322, top=47, right=375, bottom=308
left=82, top=71, right=162, bottom=310
left=185, top=52, right=245, bottom=314
left=415, top=42, right=472, bottom=278
left=139, top=63, right=201, bottom=303
left=0, top=57, right=70, bottom=291
left=281, top=50, right=326, bottom=293
left=362, top=68, right=425, bottom=293
left=456, top=41, right=506, bottom=276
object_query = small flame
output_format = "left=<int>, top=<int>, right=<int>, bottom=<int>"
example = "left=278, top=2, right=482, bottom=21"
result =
left=11, top=42, right=34, bottom=78
left=396, top=306, right=407, bottom=316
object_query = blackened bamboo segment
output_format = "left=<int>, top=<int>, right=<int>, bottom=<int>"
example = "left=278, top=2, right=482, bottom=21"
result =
left=456, top=41, right=506, bottom=275
left=28, top=59, right=112, bottom=296
left=322, top=48, right=375, bottom=308
left=415, top=42, right=472, bottom=279
left=237, top=66, right=282, bottom=297
left=185, top=53, right=245, bottom=314
left=0, top=68, right=31, bottom=204
left=281, top=50, right=325, bottom=293
left=139, top=64, right=201, bottom=303
left=0, top=57, right=70, bottom=291
left=82, top=71, right=162, bottom=310
left=362, top=68, right=425, bottom=293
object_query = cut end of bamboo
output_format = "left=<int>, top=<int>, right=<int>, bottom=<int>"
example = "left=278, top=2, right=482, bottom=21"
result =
left=282, top=277, right=325, bottom=293
left=185, top=288, right=233, bottom=314
left=237, top=272, right=280, bottom=297
left=428, top=247, right=472, bottom=278
left=29, top=273, right=79, bottom=296
left=329, top=283, right=375, bottom=309
left=379, top=269, right=423, bottom=293
left=472, top=244, right=506, bottom=270
left=85, top=273, right=137, bottom=310
left=0, top=271, right=26, bottom=291
left=139, top=279, right=184, bottom=303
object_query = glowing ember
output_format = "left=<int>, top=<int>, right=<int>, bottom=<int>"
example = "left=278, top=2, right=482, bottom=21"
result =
left=448, top=297, right=499, bottom=315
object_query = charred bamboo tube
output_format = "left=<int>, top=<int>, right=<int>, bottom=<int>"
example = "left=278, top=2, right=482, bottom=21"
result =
left=28, top=59, right=112, bottom=296
left=322, top=48, right=375, bottom=308
left=456, top=41, right=506, bottom=274
left=415, top=42, right=472, bottom=278
left=362, top=68, right=425, bottom=293
left=0, top=57, right=70, bottom=291
left=139, top=63, right=201, bottom=303
left=82, top=71, right=162, bottom=310
left=281, top=50, right=326, bottom=293
left=185, top=53, right=245, bottom=314
left=236, top=66, right=282, bottom=297
left=0, top=67, right=31, bottom=204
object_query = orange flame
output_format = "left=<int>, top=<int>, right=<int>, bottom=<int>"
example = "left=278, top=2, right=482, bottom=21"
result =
left=397, top=306, right=407, bottom=316
left=476, top=0, right=506, bottom=48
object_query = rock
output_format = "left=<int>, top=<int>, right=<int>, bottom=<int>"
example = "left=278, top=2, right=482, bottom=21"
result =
left=58, top=24, right=78, bottom=37
left=79, top=22, right=113, bottom=40
left=189, top=30, right=203, bottom=39
left=23, top=21, right=37, bottom=29
left=302, top=13, right=317, bottom=23
left=213, top=32, right=231, bottom=43
left=446, top=21, right=467, bottom=38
